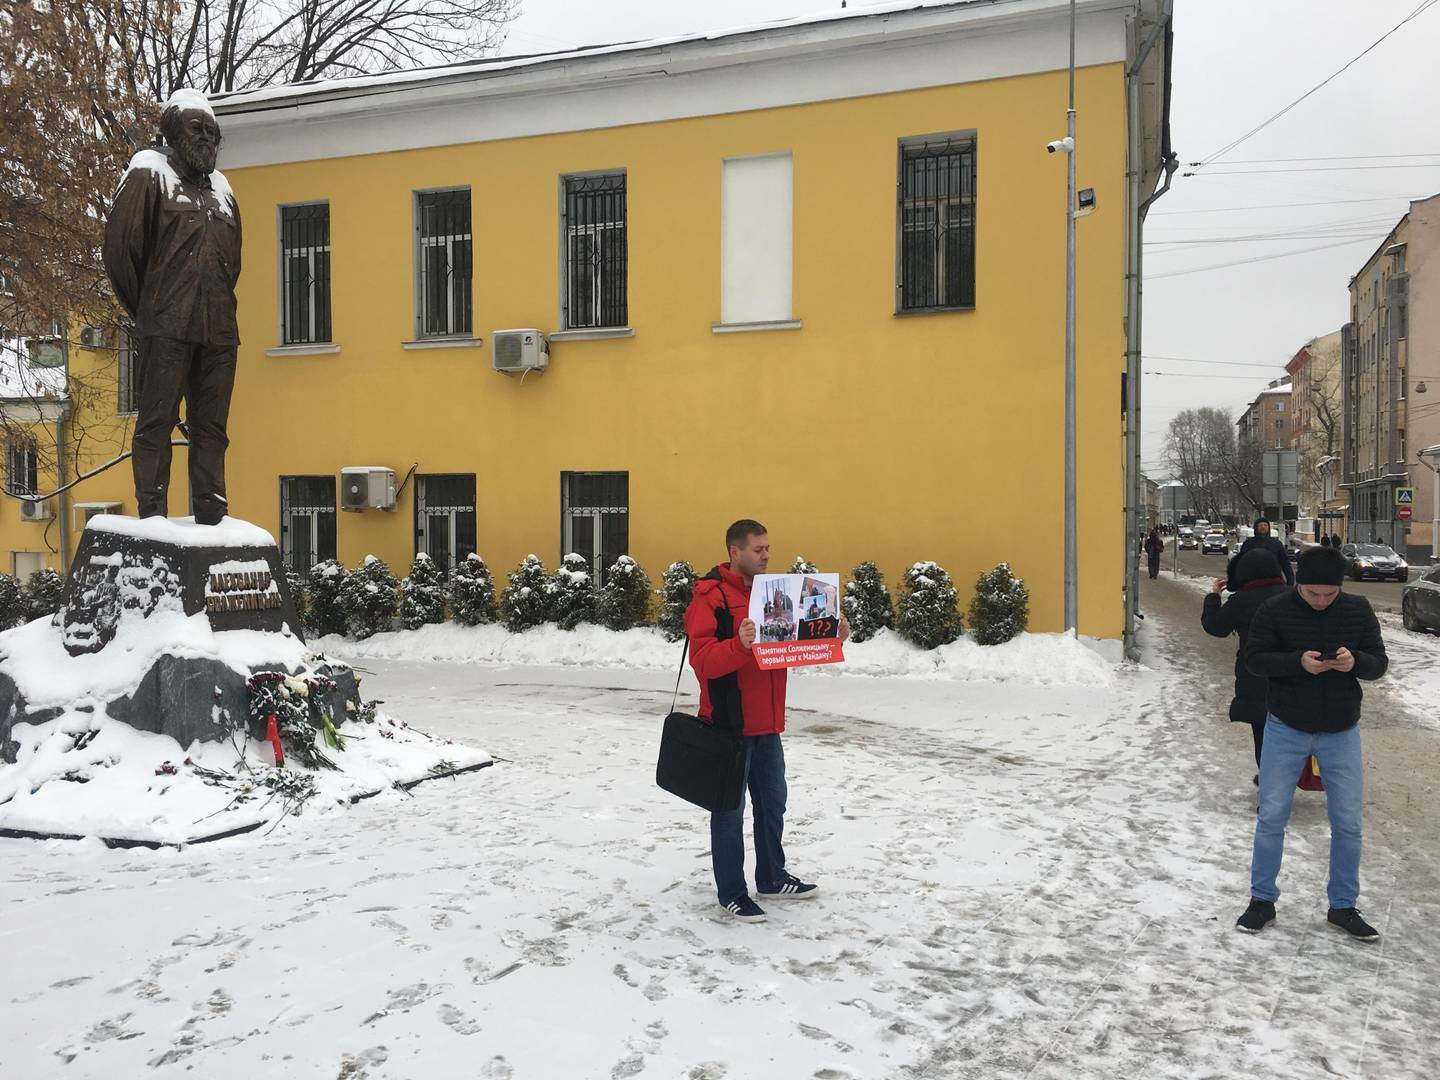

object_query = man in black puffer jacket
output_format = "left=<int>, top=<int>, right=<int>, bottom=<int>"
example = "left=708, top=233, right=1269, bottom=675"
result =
left=1234, top=545, right=1387, bottom=942
left=1201, top=548, right=1291, bottom=772
left=1238, top=518, right=1294, bottom=585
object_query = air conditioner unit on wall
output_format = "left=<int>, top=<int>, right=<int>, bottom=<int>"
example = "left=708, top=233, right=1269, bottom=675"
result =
left=492, top=329, right=548, bottom=374
left=20, top=498, right=52, bottom=521
left=340, top=467, right=396, bottom=512
left=78, top=326, right=111, bottom=349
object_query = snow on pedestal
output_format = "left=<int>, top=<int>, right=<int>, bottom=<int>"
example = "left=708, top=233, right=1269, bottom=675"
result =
left=0, top=517, right=490, bottom=846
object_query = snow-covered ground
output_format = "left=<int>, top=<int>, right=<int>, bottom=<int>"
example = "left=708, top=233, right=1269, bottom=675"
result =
left=3, top=612, right=1437, bottom=1078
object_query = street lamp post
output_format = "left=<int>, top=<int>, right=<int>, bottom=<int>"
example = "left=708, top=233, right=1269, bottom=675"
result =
left=1062, top=0, right=1078, bottom=633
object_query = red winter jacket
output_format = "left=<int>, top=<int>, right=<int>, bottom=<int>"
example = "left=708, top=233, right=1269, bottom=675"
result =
left=684, top=564, right=788, bottom=736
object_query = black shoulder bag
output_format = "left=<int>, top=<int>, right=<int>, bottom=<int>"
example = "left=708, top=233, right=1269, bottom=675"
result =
left=654, top=586, right=747, bottom=813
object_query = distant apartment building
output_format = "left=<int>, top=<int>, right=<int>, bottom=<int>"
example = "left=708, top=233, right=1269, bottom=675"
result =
left=1342, top=192, right=1440, bottom=558
left=1286, top=331, right=1342, bottom=517
left=1237, top=379, right=1294, bottom=452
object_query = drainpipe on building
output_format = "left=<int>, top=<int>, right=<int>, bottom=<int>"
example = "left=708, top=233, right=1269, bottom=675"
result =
left=1123, top=2, right=1176, bottom=662
left=56, top=397, right=73, bottom=575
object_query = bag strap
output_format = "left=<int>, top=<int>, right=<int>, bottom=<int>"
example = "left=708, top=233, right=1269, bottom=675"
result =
left=669, top=576, right=732, bottom=714
left=670, top=638, right=689, bottom=714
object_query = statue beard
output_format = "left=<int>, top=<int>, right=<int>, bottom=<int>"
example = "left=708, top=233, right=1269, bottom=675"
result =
left=174, top=129, right=218, bottom=178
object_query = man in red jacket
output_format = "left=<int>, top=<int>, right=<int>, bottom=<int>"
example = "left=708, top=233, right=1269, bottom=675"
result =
left=686, top=519, right=848, bottom=922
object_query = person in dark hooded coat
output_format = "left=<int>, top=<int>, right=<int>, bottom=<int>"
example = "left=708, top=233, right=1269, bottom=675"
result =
left=1238, top=518, right=1294, bottom=586
left=1201, top=547, right=1292, bottom=771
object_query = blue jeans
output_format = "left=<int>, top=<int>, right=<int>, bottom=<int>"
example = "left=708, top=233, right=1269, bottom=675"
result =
left=1251, top=715, right=1364, bottom=909
left=711, top=734, right=787, bottom=904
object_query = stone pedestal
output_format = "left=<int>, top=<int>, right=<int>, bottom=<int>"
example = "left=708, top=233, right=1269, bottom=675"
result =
left=1, top=516, right=357, bottom=761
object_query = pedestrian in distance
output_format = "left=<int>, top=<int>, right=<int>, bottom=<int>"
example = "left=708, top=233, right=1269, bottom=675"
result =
left=1331, top=533, right=1342, bottom=548
left=1235, top=545, right=1388, bottom=941
left=1238, top=518, right=1295, bottom=586
left=1320, top=535, right=1332, bottom=548
left=1201, top=549, right=1291, bottom=779
left=684, top=519, right=849, bottom=923
left=1144, top=527, right=1164, bottom=580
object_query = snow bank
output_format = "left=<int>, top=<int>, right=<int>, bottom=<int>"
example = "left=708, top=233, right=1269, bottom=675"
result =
left=0, top=705, right=490, bottom=845
left=315, top=622, right=1120, bottom=687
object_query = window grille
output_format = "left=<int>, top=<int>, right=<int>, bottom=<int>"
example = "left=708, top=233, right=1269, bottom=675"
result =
left=561, top=472, right=628, bottom=585
left=117, top=332, right=142, bottom=415
left=279, top=475, right=337, bottom=574
left=415, top=474, right=476, bottom=572
left=563, top=174, right=628, bottom=329
left=898, top=137, right=976, bottom=312
left=281, top=204, right=332, bottom=344
left=417, top=190, right=473, bottom=337
left=6, top=439, right=38, bottom=496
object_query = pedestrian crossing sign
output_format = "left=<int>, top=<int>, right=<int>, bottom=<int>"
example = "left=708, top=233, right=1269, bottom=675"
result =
left=1395, top=487, right=1415, bottom=506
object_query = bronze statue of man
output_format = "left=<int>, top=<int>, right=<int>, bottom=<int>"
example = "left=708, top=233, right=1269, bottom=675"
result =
left=102, top=89, right=242, bottom=525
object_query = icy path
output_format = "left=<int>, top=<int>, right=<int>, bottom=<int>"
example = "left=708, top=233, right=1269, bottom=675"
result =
left=3, top=595, right=1438, bottom=1078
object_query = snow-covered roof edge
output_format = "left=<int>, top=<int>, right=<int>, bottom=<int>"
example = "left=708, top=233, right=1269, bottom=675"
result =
left=210, top=0, right=1147, bottom=114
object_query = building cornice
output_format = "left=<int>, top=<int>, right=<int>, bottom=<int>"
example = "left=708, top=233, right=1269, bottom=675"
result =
left=211, top=0, right=1148, bottom=169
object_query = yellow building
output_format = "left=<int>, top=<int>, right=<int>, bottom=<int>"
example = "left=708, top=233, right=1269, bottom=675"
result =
left=2, top=0, right=1173, bottom=639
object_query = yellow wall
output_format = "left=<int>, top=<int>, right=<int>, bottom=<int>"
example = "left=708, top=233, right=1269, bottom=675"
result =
left=4, top=63, right=1131, bottom=636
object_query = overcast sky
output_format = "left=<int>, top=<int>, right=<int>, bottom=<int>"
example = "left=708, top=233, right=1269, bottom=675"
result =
left=501, top=1, right=1440, bottom=477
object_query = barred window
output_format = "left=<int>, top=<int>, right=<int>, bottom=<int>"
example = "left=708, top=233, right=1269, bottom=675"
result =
left=279, top=475, right=337, bottom=574
left=416, top=189, right=473, bottom=337
left=281, top=204, right=332, bottom=344
left=561, top=471, right=628, bottom=585
left=117, top=332, right=142, bottom=415
left=415, top=474, right=476, bottom=572
left=898, top=136, right=976, bottom=312
left=563, top=173, right=628, bottom=330
left=6, top=438, right=38, bottom=496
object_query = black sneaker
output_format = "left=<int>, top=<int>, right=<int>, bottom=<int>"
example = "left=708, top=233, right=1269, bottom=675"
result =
left=1327, top=907, right=1380, bottom=942
left=1235, top=898, right=1276, bottom=934
left=757, top=872, right=819, bottom=900
left=719, top=895, right=767, bottom=923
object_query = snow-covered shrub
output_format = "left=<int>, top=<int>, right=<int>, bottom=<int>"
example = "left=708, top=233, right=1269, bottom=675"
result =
left=0, top=573, right=23, bottom=629
left=340, top=555, right=399, bottom=640
left=842, top=561, right=894, bottom=643
left=548, top=552, right=595, bottom=631
left=21, top=568, right=65, bottom=623
left=447, top=552, right=498, bottom=625
left=399, top=552, right=447, bottom=631
left=896, top=560, right=964, bottom=650
left=597, top=555, right=651, bottom=631
left=283, top=565, right=306, bottom=622
left=656, top=561, right=696, bottom=642
left=501, top=554, right=550, bottom=633
left=789, top=555, right=818, bottom=575
left=303, top=559, right=348, bottom=638
left=969, top=563, right=1030, bottom=646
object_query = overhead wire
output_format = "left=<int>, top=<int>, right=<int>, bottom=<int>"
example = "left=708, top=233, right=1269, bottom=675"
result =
left=1147, top=237, right=1379, bottom=280
left=1195, top=0, right=1440, bottom=165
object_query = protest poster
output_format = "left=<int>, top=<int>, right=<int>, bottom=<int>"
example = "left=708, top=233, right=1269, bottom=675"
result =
left=747, top=573, right=845, bottom=670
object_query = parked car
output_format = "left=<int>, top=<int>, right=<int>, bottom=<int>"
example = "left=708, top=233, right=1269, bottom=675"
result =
left=1177, top=527, right=1199, bottom=551
left=1285, top=534, right=1318, bottom=561
left=1339, top=543, right=1409, bottom=582
left=1202, top=532, right=1228, bottom=555
left=1402, top=565, right=1440, bottom=633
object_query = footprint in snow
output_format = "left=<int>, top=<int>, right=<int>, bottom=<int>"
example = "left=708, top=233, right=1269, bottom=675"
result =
left=437, top=1002, right=482, bottom=1035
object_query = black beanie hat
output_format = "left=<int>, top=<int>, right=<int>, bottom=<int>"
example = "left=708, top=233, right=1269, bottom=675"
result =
left=1296, top=545, right=1346, bottom=586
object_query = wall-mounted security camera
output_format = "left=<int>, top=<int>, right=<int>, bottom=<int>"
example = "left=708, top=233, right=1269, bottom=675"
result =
left=1046, top=137, right=1075, bottom=154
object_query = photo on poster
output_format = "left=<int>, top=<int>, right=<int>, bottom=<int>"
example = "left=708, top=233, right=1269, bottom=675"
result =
left=757, top=574, right=799, bottom=643
left=799, top=576, right=838, bottom=621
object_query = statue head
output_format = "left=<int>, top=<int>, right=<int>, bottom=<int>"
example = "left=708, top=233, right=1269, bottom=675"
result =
left=159, top=89, right=221, bottom=178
